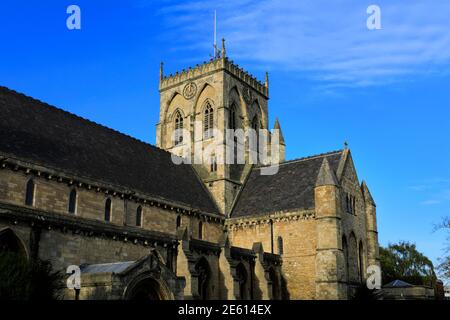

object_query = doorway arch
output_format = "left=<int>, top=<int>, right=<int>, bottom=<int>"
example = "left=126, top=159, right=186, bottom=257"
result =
left=0, top=228, right=29, bottom=260
left=124, top=273, right=173, bottom=300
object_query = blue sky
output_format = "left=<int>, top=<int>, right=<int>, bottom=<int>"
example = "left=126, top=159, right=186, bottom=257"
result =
left=1, top=1, right=449, bottom=273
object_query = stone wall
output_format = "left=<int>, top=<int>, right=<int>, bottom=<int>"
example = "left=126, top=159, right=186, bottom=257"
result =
left=0, top=216, right=173, bottom=273
left=227, top=210, right=317, bottom=300
left=0, top=167, right=223, bottom=244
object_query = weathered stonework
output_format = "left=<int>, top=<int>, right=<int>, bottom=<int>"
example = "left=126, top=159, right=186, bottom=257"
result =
left=0, top=49, right=379, bottom=300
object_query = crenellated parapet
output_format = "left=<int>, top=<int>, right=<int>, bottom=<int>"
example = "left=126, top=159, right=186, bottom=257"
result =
left=159, top=57, right=269, bottom=98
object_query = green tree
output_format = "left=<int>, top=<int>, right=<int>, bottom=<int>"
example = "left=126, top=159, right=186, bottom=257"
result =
left=0, top=252, right=63, bottom=300
left=380, top=241, right=435, bottom=286
left=436, top=217, right=450, bottom=284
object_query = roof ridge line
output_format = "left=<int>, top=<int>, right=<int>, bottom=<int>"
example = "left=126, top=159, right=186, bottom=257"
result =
left=255, top=149, right=343, bottom=168
left=0, top=85, right=171, bottom=156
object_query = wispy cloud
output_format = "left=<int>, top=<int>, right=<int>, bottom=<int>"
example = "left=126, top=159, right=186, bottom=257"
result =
left=154, top=0, right=450, bottom=87
left=421, top=199, right=442, bottom=206
left=415, top=181, right=450, bottom=205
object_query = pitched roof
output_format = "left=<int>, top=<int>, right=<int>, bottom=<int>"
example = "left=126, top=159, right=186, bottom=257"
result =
left=0, top=86, right=219, bottom=214
left=231, top=150, right=343, bottom=218
left=361, top=180, right=376, bottom=206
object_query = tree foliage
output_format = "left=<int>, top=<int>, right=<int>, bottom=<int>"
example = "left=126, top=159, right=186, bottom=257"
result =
left=0, top=252, right=63, bottom=300
left=437, top=217, right=450, bottom=283
left=379, top=241, right=435, bottom=286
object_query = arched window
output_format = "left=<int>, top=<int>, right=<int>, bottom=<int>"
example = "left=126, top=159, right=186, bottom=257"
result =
left=105, top=198, right=112, bottom=222
left=0, top=228, right=28, bottom=261
left=229, top=104, right=236, bottom=129
left=198, top=221, right=203, bottom=240
left=68, top=189, right=77, bottom=214
left=346, top=194, right=356, bottom=214
left=136, top=206, right=142, bottom=227
left=348, top=232, right=358, bottom=282
left=277, top=236, right=284, bottom=255
left=25, top=179, right=35, bottom=206
left=203, top=102, right=214, bottom=139
left=176, top=215, right=182, bottom=229
left=252, top=115, right=259, bottom=131
left=251, top=115, right=259, bottom=158
left=342, top=235, right=349, bottom=282
left=358, top=241, right=365, bottom=283
left=210, top=155, right=217, bottom=172
left=174, top=111, right=183, bottom=146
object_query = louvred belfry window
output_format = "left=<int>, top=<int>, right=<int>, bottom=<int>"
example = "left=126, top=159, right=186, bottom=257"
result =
left=252, top=115, right=259, bottom=158
left=229, top=104, right=236, bottom=129
left=203, top=102, right=214, bottom=139
left=174, top=111, right=183, bottom=145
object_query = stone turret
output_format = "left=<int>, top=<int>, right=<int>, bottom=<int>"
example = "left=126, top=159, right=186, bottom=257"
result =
left=273, top=118, right=285, bottom=163
left=314, top=158, right=347, bottom=299
left=361, top=180, right=380, bottom=268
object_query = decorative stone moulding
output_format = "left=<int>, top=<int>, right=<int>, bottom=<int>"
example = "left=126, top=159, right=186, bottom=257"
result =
left=182, top=82, right=197, bottom=99
left=226, top=211, right=316, bottom=230
left=160, top=58, right=268, bottom=97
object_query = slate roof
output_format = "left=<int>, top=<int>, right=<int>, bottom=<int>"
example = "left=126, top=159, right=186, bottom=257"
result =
left=231, top=150, right=343, bottom=218
left=0, top=86, right=219, bottom=214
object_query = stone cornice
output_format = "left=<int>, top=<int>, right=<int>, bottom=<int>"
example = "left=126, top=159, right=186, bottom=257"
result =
left=225, top=209, right=315, bottom=230
left=159, top=57, right=268, bottom=98
left=0, top=202, right=178, bottom=248
left=188, top=238, right=221, bottom=256
left=263, top=252, right=282, bottom=266
left=229, top=246, right=256, bottom=262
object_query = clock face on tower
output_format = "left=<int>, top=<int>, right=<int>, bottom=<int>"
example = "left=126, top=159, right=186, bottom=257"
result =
left=183, top=82, right=197, bottom=100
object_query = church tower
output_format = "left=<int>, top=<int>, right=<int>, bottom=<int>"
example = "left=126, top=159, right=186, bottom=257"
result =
left=156, top=40, right=274, bottom=215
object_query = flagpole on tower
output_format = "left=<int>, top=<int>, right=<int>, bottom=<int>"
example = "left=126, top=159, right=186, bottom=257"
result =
left=214, top=10, right=217, bottom=58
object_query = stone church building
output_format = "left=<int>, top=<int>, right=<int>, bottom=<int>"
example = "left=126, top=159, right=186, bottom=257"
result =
left=0, top=44, right=380, bottom=300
